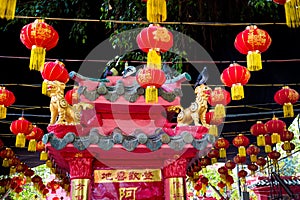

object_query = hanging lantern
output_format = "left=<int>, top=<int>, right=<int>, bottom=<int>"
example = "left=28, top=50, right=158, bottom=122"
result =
left=136, top=67, right=166, bottom=103
left=20, top=19, right=59, bottom=71
left=273, top=0, right=300, bottom=28
left=274, top=86, right=299, bottom=118
left=217, top=181, right=226, bottom=195
left=26, top=125, right=44, bottom=152
left=264, top=134, right=273, bottom=153
left=214, top=137, right=230, bottom=159
left=247, top=163, right=259, bottom=176
left=232, top=134, right=250, bottom=157
left=40, top=60, right=69, bottom=95
left=280, top=130, right=294, bottom=153
left=24, top=168, right=35, bottom=183
left=225, top=160, right=236, bottom=175
left=250, top=121, right=267, bottom=146
left=199, top=176, right=209, bottom=195
left=10, top=117, right=33, bottom=148
left=234, top=25, right=272, bottom=71
left=1, top=148, right=14, bottom=167
left=205, top=110, right=224, bottom=136
left=220, top=63, right=251, bottom=100
left=265, top=116, right=286, bottom=144
left=225, top=174, right=234, bottom=190
left=268, top=150, right=281, bottom=165
left=65, top=87, right=79, bottom=105
left=218, top=166, right=228, bottom=180
left=237, top=170, right=248, bottom=185
left=0, top=87, right=15, bottom=119
left=0, top=0, right=17, bottom=20
left=199, top=156, right=211, bottom=171
left=256, top=156, right=267, bottom=171
left=233, top=155, right=246, bottom=165
left=207, top=87, right=231, bottom=119
left=207, top=148, right=219, bottom=164
left=246, top=144, right=260, bottom=163
left=281, top=141, right=295, bottom=156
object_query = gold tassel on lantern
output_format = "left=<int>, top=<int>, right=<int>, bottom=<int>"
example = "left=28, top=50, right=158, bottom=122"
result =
left=265, top=144, right=272, bottom=153
left=201, top=184, right=207, bottom=194
left=214, top=104, right=226, bottom=119
left=42, top=80, right=49, bottom=96
left=231, top=83, right=244, bottom=100
left=219, top=148, right=226, bottom=158
left=250, top=155, right=257, bottom=163
left=2, top=158, right=9, bottom=167
left=257, top=134, right=265, bottom=146
left=15, top=133, right=26, bottom=148
left=283, top=141, right=291, bottom=151
left=145, top=85, right=158, bottom=103
left=271, top=133, right=281, bottom=144
left=208, top=125, right=218, bottom=137
left=284, top=0, right=300, bottom=28
left=0, top=0, right=17, bottom=20
left=238, top=146, right=246, bottom=157
left=28, top=139, right=37, bottom=152
left=247, top=50, right=262, bottom=71
left=29, top=45, right=46, bottom=71
left=146, top=0, right=167, bottom=23
left=10, top=166, right=16, bottom=175
left=0, top=105, right=7, bottom=119
left=283, top=102, right=294, bottom=117
left=147, top=49, right=161, bottom=69
left=40, top=151, right=48, bottom=161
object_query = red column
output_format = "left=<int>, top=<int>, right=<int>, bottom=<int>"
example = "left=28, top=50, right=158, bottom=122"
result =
left=163, top=157, right=187, bottom=200
left=68, top=157, right=94, bottom=200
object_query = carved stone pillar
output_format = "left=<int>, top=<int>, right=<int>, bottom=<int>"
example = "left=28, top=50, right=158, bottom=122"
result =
left=68, top=157, right=94, bottom=200
left=163, top=157, right=187, bottom=200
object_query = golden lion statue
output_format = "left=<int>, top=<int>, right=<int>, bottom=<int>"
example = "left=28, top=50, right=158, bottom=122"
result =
left=45, top=80, right=93, bottom=125
left=168, top=84, right=211, bottom=127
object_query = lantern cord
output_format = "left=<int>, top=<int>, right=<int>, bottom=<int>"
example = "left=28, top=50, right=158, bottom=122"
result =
left=13, top=15, right=287, bottom=26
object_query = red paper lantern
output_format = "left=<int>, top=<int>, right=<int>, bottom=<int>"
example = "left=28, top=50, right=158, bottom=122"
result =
left=65, top=87, right=79, bottom=105
left=220, top=63, right=251, bottom=100
left=268, top=150, right=281, bottom=164
left=281, top=142, right=295, bottom=156
left=205, top=110, right=223, bottom=136
left=217, top=181, right=226, bottom=194
left=238, top=169, right=248, bottom=184
left=274, top=86, right=299, bottom=118
left=250, top=121, right=267, bottom=146
left=20, top=19, right=59, bottom=71
left=41, top=60, right=69, bottom=95
left=199, top=176, right=209, bottom=194
left=273, top=0, right=300, bottom=28
left=232, top=134, right=250, bottom=157
left=207, top=148, right=220, bottom=164
left=233, top=154, right=246, bottom=165
left=246, top=144, right=260, bottom=163
left=248, top=163, right=259, bottom=176
left=199, top=156, right=211, bottom=170
left=273, top=0, right=286, bottom=4
left=26, top=125, right=44, bottom=152
left=136, top=68, right=166, bottom=103
left=281, top=130, right=294, bottom=153
left=225, top=160, right=236, bottom=174
left=225, top=174, right=234, bottom=190
left=265, top=116, right=286, bottom=144
left=0, top=87, right=15, bottom=119
left=234, top=25, right=272, bottom=71
left=214, top=137, right=230, bottom=159
left=264, top=134, right=273, bottom=153
left=10, top=117, right=33, bottom=148
left=208, top=87, right=231, bottom=119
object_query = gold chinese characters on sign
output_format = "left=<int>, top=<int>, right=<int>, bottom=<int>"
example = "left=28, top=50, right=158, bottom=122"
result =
left=71, top=179, right=90, bottom=200
left=94, top=169, right=162, bottom=183
left=119, top=187, right=138, bottom=200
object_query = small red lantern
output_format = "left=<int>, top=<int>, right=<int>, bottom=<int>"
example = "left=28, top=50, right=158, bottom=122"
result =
left=0, top=87, right=15, bottom=119
left=264, top=134, right=273, bottom=153
left=214, top=137, right=230, bottom=159
left=248, top=163, right=259, bottom=176
left=281, top=130, right=294, bottom=152
left=246, top=144, right=260, bottom=163
left=10, top=117, right=33, bottom=148
left=220, top=63, right=251, bottom=100
left=207, top=87, right=231, bottom=119
left=199, top=156, right=211, bottom=171
left=217, top=181, right=226, bottom=194
left=205, top=110, right=224, bottom=136
left=234, top=25, right=272, bottom=71
left=250, top=121, right=267, bottom=146
left=24, top=168, right=35, bottom=182
left=207, top=148, right=219, bottom=164
left=20, top=19, right=59, bottom=71
left=218, top=166, right=228, bottom=177
left=26, top=125, right=44, bottom=152
left=65, top=87, right=79, bottom=105
left=225, top=174, right=234, bottom=190
left=274, top=86, right=299, bottom=118
left=265, top=116, right=286, bottom=144
left=237, top=169, right=248, bottom=184
left=281, top=142, right=295, bottom=156
left=233, top=154, right=246, bottom=165
left=268, top=150, right=281, bottom=165
left=41, top=60, right=69, bottom=95
left=273, top=0, right=300, bottom=28
left=232, top=134, right=250, bottom=157
left=225, top=160, right=236, bottom=174
left=199, top=176, right=209, bottom=194
left=136, top=67, right=166, bottom=103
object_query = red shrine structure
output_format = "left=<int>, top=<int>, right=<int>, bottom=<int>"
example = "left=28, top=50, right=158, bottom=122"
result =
left=42, top=72, right=216, bottom=200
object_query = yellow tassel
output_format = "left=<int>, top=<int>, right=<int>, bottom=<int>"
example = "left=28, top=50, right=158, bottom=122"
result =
left=284, top=0, right=300, bottom=28
left=214, top=104, right=225, bottom=119
left=28, top=139, right=37, bottom=152
left=238, top=146, right=246, bottom=157
left=147, top=49, right=161, bottom=69
left=283, top=102, right=294, bottom=117
left=219, top=148, right=226, bottom=158
left=40, top=151, right=48, bottom=161
left=228, top=169, right=232, bottom=175
left=271, top=133, right=281, bottom=144
left=2, top=158, right=9, bottom=167
left=220, top=188, right=224, bottom=194
left=284, top=141, right=291, bottom=151
left=145, top=85, right=158, bottom=103
left=0, top=186, right=5, bottom=194
left=226, top=182, right=232, bottom=190
left=265, top=145, right=272, bottom=153
left=42, top=80, right=49, bottom=96
left=146, top=0, right=167, bottom=23
left=15, top=133, right=26, bottom=148
left=0, top=0, right=17, bottom=20
left=29, top=45, right=46, bottom=71
left=231, top=83, right=244, bottom=100
left=208, top=125, right=218, bottom=136
left=247, top=50, right=262, bottom=71
left=0, top=105, right=7, bottom=119
left=250, top=154, right=257, bottom=163
left=257, top=134, right=265, bottom=146
left=46, top=160, right=52, bottom=168
left=201, top=184, right=207, bottom=194
left=211, top=158, right=217, bottom=164
left=10, top=166, right=16, bottom=175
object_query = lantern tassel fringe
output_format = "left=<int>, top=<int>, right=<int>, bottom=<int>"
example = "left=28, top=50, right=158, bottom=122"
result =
left=231, top=83, right=244, bottom=100
left=0, top=0, right=17, bottom=20
left=0, top=105, right=7, bottom=119
left=147, top=49, right=161, bottom=69
left=285, top=0, right=300, bottom=28
left=146, top=0, right=167, bottom=23
left=247, top=51, right=262, bottom=71
left=29, top=45, right=46, bottom=71
left=283, top=102, right=294, bottom=117
left=145, top=85, right=158, bottom=103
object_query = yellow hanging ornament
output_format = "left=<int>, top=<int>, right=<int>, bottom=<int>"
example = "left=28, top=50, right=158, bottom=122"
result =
left=231, top=83, right=244, bottom=100
left=146, top=0, right=167, bottom=23
left=0, top=0, right=17, bottom=20
left=284, top=0, right=300, bottom=28
left=247, top=50, right=262, bottom=71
